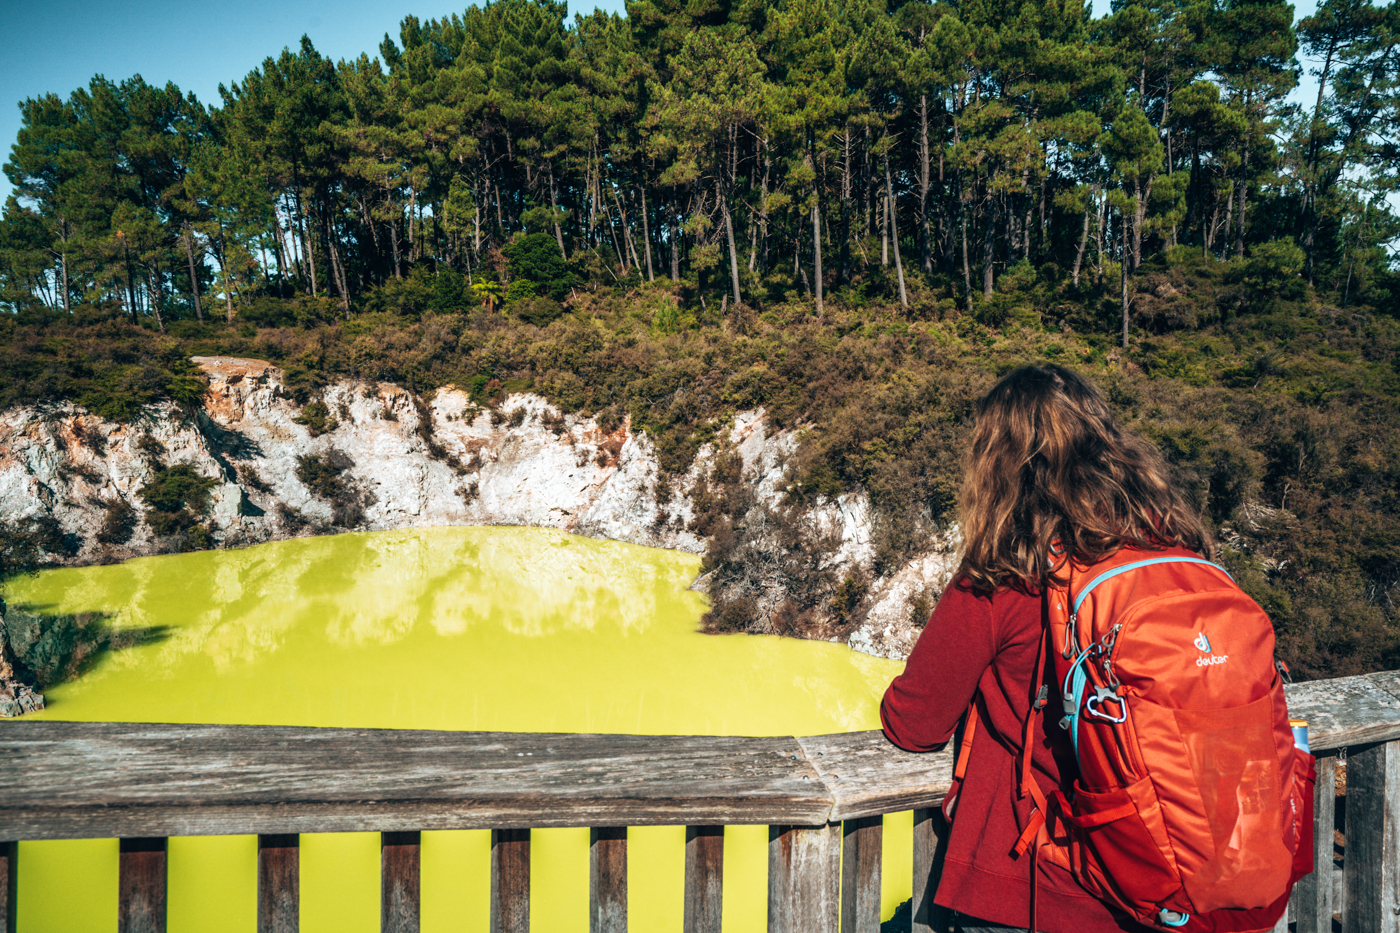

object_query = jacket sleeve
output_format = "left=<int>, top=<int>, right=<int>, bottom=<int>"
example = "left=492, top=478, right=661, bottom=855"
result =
left=880, top=581, right=1000, bottom=752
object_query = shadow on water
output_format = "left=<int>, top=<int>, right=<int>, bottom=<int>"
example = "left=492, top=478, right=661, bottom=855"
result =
left=5, top=603, right=171, bottom=689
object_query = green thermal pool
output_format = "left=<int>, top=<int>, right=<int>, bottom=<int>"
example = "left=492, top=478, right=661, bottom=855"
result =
left=3, top=526, right=911, bottom=933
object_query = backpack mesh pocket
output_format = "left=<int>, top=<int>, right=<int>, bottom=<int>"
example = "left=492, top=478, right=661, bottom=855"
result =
left=1174, top=694, right=1292, bottom=911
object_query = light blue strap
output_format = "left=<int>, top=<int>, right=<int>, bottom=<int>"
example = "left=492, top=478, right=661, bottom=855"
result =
left=1072, top=557, right=1233, bottom=615
left=1063, top=650, right=1092, bottom=762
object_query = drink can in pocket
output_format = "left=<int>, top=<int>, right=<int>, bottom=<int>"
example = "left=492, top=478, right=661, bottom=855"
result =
left=1289, top=718, right=1310, bottom=754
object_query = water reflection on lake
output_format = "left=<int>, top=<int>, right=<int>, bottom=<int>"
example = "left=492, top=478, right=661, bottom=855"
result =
left=6, top=527, right=911, bottom=933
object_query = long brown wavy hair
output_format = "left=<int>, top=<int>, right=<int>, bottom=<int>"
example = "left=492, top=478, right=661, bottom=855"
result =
left=956, top=364, right=1208, bottom=593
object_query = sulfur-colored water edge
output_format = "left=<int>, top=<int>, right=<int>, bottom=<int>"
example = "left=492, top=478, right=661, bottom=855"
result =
left=4, top=526, right=913, bottom=933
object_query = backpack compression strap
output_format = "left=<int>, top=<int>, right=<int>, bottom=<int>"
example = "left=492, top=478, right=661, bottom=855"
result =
left=1070, top=556, right=1233, bottom=615
left=941, top=698, right=980, bottom=823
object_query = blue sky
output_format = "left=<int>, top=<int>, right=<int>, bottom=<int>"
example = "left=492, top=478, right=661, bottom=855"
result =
left=1, top=0, right=1317, bottom=206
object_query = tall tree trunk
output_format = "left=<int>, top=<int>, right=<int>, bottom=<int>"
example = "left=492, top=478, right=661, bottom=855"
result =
left=961, top=212, right=972, bottom=313
left=548, top=165, right=567, bottom=260
left=1132, top=178, right=1145, bottom=270
left=327, top=218, right=351, bottom=315
left=1022, top=173, right=1033, bottom=263
left=982, top=189, right=995, bottom=299
left=217, top=227, right=235, bottom=323
left=1220, top=180, right=1233, bottom=259
left=1303, top=44, right=1338, bottom=284
left=880, top=188, right=888, bottom=266
left=885, top=157, right=907, bottom=308
left=299, top=189, right=319, bottom=296
left=918, top=93, right=932, bottom=275
left=1095, top=198, right=1106, bottom=285
left=1121, top=216, right=1130, bottom=349
left=600, top=192, right=627, bottom=270
left=811, top=196, right=823, bottom=314
left=1235, top=145, right=1249, bottom=259
left=759, top=144, right=771, bottom=274
left=724, top=194, right=742, bottom=306
left=865, top=125, right=875, bottom=239
left=670, top=199, right=680, bottom=281
left=182, top=222, right=203, bottom=322
left=639, top=185, right=655, bottom=281
left=1072, top=194, right=1091, bottom=288
left=621, top=187, right=641, bottom=268
left=58, top=220, right=70, bottom=314
left=121, top=238, right=138, bottom=324
left=841, top=126, right=853, bottom=284
left=146, top=266, right=165, bottom=333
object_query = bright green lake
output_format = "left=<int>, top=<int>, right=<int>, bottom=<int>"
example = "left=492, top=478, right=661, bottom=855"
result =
left=4, top=527, right=911, bottom=933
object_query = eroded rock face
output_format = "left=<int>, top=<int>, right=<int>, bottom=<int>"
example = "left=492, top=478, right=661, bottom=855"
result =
left=0, top=357, right=945, bottom=677
left=0, top=603, right=44, bottom=718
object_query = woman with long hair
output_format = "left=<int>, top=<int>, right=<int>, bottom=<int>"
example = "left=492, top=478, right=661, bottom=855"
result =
left=881, top=364, right=1208, bottom=933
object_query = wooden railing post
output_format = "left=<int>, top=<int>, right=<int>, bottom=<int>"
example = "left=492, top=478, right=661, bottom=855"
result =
left=683, top=825, right=723, bottom=933
left=912, top=808, right=953, bottom=933
left=491, top=828, right=529, bottom=933
left=840, top=816, right=881, bottom=933
left=1344, top=740, right=1400, bottom=933
left=1292, top=753, right=1336, bottom=933
left=119, top=837, right=167, bottom=933
left=381, top=831, right=420, bottom=933
left=1, top=841, right=15, bottom=933
left=767, top=824, right=839, bottom=933
left=258, top=834, right=299, bottom=933
left=590, top=827, right=627, bottom=933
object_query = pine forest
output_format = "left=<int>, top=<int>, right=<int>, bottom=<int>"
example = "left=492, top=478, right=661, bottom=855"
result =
left=2, top=0, right=1399, bottom=679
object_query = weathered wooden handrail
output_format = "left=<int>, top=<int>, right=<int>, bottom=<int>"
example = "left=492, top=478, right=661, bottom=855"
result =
left=2, top=670, right=1400, bottom=933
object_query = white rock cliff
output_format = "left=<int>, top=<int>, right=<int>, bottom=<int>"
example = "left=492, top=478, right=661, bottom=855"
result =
left=0, top=356, right=949, bottom=670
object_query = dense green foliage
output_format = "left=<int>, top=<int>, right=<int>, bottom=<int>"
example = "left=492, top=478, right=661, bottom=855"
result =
left=3, top=252, right=1397, bottom=678
left=138, top=463, right=216, bottom=541
left=2, top=0, right=1398, bottom=319
left=1, top=0, right=1398, bottom=680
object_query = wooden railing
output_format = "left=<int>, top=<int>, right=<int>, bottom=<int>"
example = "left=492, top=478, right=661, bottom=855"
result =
left=2, top=670, right=1399, bottom=933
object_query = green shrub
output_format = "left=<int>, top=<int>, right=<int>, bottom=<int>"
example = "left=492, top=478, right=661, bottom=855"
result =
left=97, top=500, right=138, bottom=545
left=295, top=451, right=352, bottom=501
left=139, top=464, right=217, bottom=538
left=502, top=233, right=573, bottom=301
left=294, top=400, right=337, bottom=437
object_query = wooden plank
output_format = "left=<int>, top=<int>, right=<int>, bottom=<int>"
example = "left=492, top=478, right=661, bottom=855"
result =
left=0, top=724, right=831, bottom=840
left=119, top=837, right=167, bottom=933
left=491, top=828, right=529, bottom=933
left=1293, top=753, right=1336, bottom=933
left=1285, top=675, right=1400, bottom=751
left=911, top=808, right=953, bottom=933
left=5, top=671, right=1400, bottom=844
left=258, top=834, right=299, bottom=933
left=683, top=825, right=723, bottom=933
left=1343, top=740, right=1400, bottom=933
left=590, top=827, right=627, bottom=933
left=912, top=809, right=935, bottom=933
left=381, top=831, right=420, bottom=933
left=795, top=732, right=951, bottom=821
left=767, top=823, right=839, bottom=933
left=1, top=840, right=15, bottom=933
left=840, top=816, right=881, bottom=933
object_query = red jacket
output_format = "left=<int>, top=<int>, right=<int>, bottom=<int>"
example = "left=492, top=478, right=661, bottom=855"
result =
left=881, top=580, right=1151, bottom=933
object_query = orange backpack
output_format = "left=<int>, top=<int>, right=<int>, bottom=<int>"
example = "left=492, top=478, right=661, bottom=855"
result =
left=946, top=546, right=1315, bottom=932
